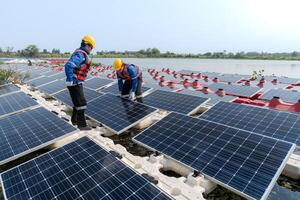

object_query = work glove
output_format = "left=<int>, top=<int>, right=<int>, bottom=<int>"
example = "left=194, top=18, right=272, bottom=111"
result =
left=129, top=92, right=136, bottom=100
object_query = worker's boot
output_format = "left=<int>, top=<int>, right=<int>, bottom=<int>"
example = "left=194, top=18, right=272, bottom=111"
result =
left=77, top=110, right=92, bottom=131
left=71, top=107, right=78, bottom=125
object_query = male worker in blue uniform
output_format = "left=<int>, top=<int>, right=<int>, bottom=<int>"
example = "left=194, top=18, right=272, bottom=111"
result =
left=64, top=35, right=96, bottom=130
left=113, top=58, right=143, bottom=103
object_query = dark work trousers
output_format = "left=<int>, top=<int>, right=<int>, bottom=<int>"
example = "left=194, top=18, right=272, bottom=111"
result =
left=121, top=77, right=143, bottom=103
left=67, top=84, right=87, bottom=127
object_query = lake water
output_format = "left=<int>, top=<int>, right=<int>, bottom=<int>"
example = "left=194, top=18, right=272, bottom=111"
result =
left=93, top=58, right=300, bottom=78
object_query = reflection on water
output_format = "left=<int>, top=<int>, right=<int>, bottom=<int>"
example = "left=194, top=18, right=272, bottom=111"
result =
left=94, top=58, right=300, bottom=78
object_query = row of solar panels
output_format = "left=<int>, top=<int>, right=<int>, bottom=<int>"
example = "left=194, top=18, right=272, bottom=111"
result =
left=177, top=69, right=300, bottom=84
left=0, top=85, right=175, bottom=199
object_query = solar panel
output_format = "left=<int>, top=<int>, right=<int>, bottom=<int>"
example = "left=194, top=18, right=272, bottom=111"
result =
left=134, top=112, right=295, bottom=200
left=208, top=82, right=261, bottom=97
left=259, top=88, right=300, bottom=103
left=199, top=101, right=300, bottom=146
left=26, top=76, right=56, bottom=87
left=143, top=90, right=209, bottom=115
left=180, top=89, right=236, bottom=106
left=47, top=72, right=66, bottom=80
left=85, top=77, right=114, bottom=90
left=0, top=84, right=20, bottom=96
left=101, top=83, right=152, bottom=95
left=216, top=74, right=245, bottom=83
left=0, top=107, right=77, bottom=165
left=53, top=88, right=103, bottom=107
left=277, top=77, right=300, bottom=84
left=86, top=93, right=157, bottom=134
left=37, top=79, right=66, bottom=95
left=1, top=136, right=173, bottom=200
left=0, top=92, right=39, bottom=117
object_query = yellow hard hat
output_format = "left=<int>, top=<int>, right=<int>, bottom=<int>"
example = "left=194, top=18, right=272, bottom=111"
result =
left=113, top=58, right=123, bottom=71
left=82, top=35, right=96, bottom=49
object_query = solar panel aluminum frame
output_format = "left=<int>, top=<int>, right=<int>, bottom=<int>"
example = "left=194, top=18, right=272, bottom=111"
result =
left=0, top=114, right=79, bottom=166
left=86, top=96, right=159, bottom=135
left=133, top=112, right=295, bottom=200
left=0, top=136, right=174, bottom=200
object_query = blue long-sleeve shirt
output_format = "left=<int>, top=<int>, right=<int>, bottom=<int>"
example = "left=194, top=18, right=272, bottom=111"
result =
left=64, top=47, right=88, bottom=85
left=117, top=64, right=141, bottom=92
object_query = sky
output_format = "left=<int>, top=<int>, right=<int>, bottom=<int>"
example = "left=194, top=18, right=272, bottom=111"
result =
left=1, top=0, right=300, bottom=53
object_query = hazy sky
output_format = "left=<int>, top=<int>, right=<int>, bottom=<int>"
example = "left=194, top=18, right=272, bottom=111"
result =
left=1, top=0, right=300, bottom=53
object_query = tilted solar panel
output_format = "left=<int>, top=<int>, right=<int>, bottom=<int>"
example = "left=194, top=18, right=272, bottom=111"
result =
left=85, top=77, right=114, bottom=90
left=86, top=93, right=157, bottom=134
left=260, top=88, right=300, bottom=103
left=143, top=90, right=209, bottom=115
left=0, top=92, right=38, bottom=117
left=53, top=88, right=104, bottom=107
left=1, top=136, right=173, bottom=200
left=26, top=76, right=56, bottom=87
left=134, top=112, right=295, bottom=200
left=0, top=84, right=20, bottom=96
left=199, top=101, right=300, bottom=146
left=101, top=83, right=151, bottom=95
left=0, top=107, right=78, bottom=165
left=179, top=89, right=236, bottom=106
left=37, top=79, right=66, bottom=95
left=208, top=82, right=261, bottom=97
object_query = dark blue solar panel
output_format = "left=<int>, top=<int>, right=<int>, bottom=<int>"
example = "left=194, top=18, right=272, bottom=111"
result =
left=208, top=82, right=261, bottom=97
left=260, top=88, right=300, bottom=103
left=85, top=77, right=114, bottom=90
left=26, top=76, right=56, bottom=87
left=86, top=93, right=157, bottom=134
left=199, top=101, right=300, bottom=146
left=101, top=83, right=151, bottom=95
left=143, top=90, right=209, bottom=115
left=53, top=88, right=103, bottom=107
left=0, top=84, right=20, bottom=96
left=179, top=89, right=236, bottom=106
left=37, top=79, right=66, bottom=95
left=0, top=92, right=38, bottom=116
left=1, top=137, right=173, bottom=200
left=134, top=112, right=294, bottom=200
left=0, top=107, right=77, bottom=165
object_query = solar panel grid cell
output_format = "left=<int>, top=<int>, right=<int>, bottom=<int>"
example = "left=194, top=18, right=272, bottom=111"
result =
left=260, top=89, right=300, bottom=103
left=208, top=83, right=261, bottom=97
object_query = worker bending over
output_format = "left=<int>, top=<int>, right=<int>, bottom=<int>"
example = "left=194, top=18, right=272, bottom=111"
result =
left=64, top=35, right=96, bottom=130
left=113, top=58, right=143, bottom=102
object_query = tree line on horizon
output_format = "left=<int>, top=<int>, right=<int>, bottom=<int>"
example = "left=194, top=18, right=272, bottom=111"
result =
left=1, top=45, right=300, bottom=61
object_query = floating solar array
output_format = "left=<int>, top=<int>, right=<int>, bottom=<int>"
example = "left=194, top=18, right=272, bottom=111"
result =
left=180, top=89, right=236, bottom=106
left=208, top=82, right=261, bottom=97
left=259, top=88, right=300, bottom=103
left=85, top=77, right=114, bottom=90
left=53, top=88, right=103, bottom=107
left=25, top=76, right=56, bottom=87
left=0, top=92, right=38, bottom=117
left=134, top=112, right=295, bottom=200
left=0, top=84, right=20, bottom=96
left=37, top=79, right=66, bottom=95
left=1, top=137, right=173, bottom=200
left=199, top=101, right=300, bottom=146
left=101, top=83, right=152, bottom=95
left=0, top=107, right=77, bottom=165
left=86, top=93, right=157, bottom=134
left=143, top=90, right=209, bottom=115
